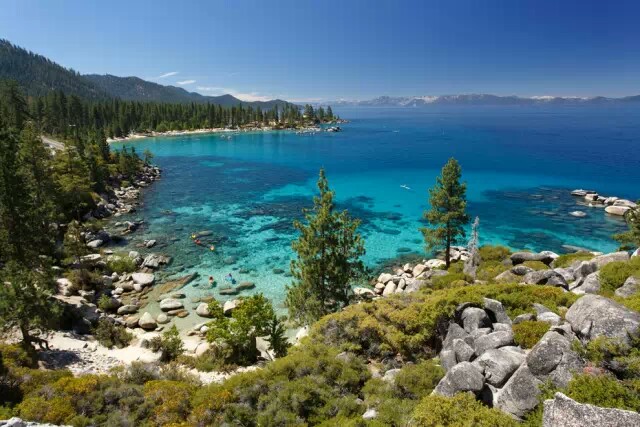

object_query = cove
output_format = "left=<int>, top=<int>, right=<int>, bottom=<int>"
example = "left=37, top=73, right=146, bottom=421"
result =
left=109, top=105, right=640, bottom=325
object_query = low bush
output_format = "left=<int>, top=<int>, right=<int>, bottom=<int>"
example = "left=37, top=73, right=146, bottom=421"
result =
left=553, top=252, right=594, bottom=268
left=573, top=336, right=640, bottom=379
left=94, top=318, right=133, bottom=349
left=476, top=260, right=509, bottom=281
left=432, top=272, right=471, bottom=289
left=564, top=373, right=640, bottom=412
left=513, top=320, right=550, bottom=349
left=106, top=256, right=137, bottom=274
left=17, top=396, right=76, bottom=425
left=479, top=245, right=512, bottom=262
left=522, top=260, right=549, bottom=270
left=599, top=258, right=640, bottom=293
left=311, top=283, right=577, bottom=360
left=64, top=269, right=103, bottom=292
left=143, top=380, right=195, bottom=426
left=617, top=292, right=640, bottom=312
left=412, top=392, right=518, bottom=426
left=149, top=325, right=184, bottom=362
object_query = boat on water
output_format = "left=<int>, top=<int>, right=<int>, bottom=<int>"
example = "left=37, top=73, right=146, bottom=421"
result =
left=400, top=184, right=411, bottom=190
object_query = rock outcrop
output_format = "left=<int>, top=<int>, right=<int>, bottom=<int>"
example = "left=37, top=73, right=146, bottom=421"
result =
left=542, top=392, right=640, bottom=427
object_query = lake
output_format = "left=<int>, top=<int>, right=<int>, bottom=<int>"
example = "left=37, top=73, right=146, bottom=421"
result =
left=110, top=105, right=640, bottom=320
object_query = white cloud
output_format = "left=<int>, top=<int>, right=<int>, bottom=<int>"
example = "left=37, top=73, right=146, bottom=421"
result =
left=176, top=79, right=196, bottom=85
left=155, top=71, right=179, bottom=79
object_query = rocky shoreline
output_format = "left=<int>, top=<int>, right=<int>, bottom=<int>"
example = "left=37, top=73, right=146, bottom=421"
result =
left=570, top=188, right=637, bottom=217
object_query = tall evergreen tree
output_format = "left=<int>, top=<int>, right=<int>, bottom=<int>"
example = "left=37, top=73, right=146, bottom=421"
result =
left=0, top=260, right=60, bottom=347
left=286, top=168, right=365, bottom=325
left=421, top=158, right=470, bottom=268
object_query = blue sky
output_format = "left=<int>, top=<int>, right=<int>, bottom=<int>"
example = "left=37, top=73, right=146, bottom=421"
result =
left=1, top=0, right=639, bottom=101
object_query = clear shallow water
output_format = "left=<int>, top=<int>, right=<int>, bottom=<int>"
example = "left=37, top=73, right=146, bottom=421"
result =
left=110, top=106, right=640, bottom=318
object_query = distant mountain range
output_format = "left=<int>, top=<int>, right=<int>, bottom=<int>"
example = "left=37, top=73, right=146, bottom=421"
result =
left=330, top=94, right=640, bottom=107
left=0, top=39, right=288, bottom=109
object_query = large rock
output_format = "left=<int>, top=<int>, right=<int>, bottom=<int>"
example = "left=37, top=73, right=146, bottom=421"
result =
left=461, top=307, right=491, bottom=333
left=117, top=304, right=138, bottom=315
left=453, top=338, right=475, bottom=363
left=412, top=264, right=427, bottom=277
left=138, top=312, right=157, bottom=330
left=495, top=270, right=521, bottom=283
left=542, top=392, right=640, bottom=427
left=473, top=346, right=525, bottom=387
left=141, top=254, right=171, bottom=269
left=433, top=361, right=485, bottom=397
left=613, top=199, right=637, bottom=208
left=511, top=251, right=556, bottom=266
left=565, top=294, right=640, bottom=345
left=195, top=302, right=212, bottom=318
left=474, top=330, right=514, bottom=356
left=527, top=330, right=584, bottom=387
left=442, top=322, right=472, bottom=351
left=483, top=298, right=512, bottom=324
left=573, top=260, right=596, bottom=280
left=524, top=270, right=567, bottom=287
left=493, top=364, right=542, bottom=418
left=377, top=273, right=393, bottom=284
left=223, top=299, right=238, bottom=316
left=425, top=259, right=446, bottom=269
left=592, top=251, right=630, bottom=269
left=615, top=276, right=640, bottom=298
left=131, top=272, right=155, bottom=286
left=382, top=281, right=397, bottom=296
left=160, top=298, right=184, bottom=312
left=571, top=271, right=600, bottom=294
left=605, top=205, right=630, bottom=216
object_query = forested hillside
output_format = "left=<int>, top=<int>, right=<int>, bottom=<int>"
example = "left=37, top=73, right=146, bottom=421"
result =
left=0, top=39, right=289, bottom=109
left=0, top=39, right=108, bottom=100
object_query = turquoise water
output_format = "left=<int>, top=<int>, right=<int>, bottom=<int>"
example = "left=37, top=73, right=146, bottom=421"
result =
left=111, top=106, right=640, bottom=313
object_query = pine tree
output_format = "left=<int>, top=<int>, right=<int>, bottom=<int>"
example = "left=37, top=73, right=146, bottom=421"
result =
left=421, top=158, right=470, bottom=268
left=0, top=260, right=60, bottom=347
left=286, top=168, right=365, bottom=325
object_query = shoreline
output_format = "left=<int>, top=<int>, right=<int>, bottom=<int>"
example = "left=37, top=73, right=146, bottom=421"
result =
left=107, top=121, right=347, bottom=144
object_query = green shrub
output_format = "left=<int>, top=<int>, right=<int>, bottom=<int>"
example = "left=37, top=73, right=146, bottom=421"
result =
left=65, top=269, right=103, bottom=292
left=149, top=325, right=184, bottom=362
left=413, top=392, right=518, bottom=426
left=143, top=380, right=194, bottom=426
left=600, top=258, right=640, bottom=293
left=106, top=256, right=137, bottom=274
left=479, top=245, right=512, bottom=262
left=573, top=336, right=640, bottom=379
left=311, top=283, right=577, bottom=360
left=18, top=396, right=76, bottom=425
left=94, top=318, right=133, bottom=349
left=393, top=359, right=445, bottom=399
left=477, top=260, right=509, bottom=281
left=432, top=272, right=471, bottom=289
left=564, top=373, right=640, bottom=412
left=617, top=292, right=640, bottom=312
left=205, top=294, right=279, bottom=366
left=513, top=320, right=550, bottom=349
left=553, top=252, right=594, bottom=268
left=522, top=260, right=549, bottom=270
left=0, top=405, right=14, bottom=419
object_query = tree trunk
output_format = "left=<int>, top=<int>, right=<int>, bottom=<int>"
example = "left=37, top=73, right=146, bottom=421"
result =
left=19, top=323, right=32, bottom=347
